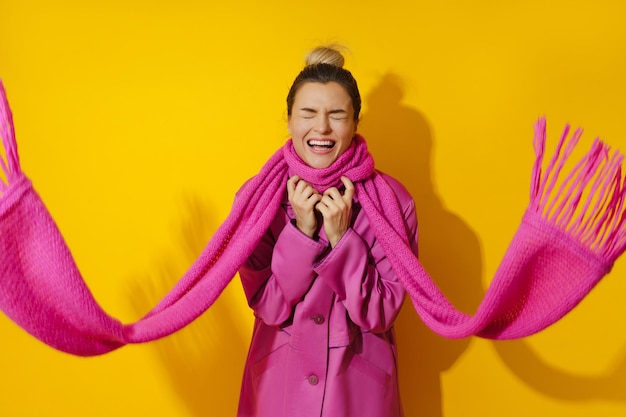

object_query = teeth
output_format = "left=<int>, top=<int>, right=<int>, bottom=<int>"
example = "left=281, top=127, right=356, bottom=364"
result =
left=308, top=140, right=335, bottom=147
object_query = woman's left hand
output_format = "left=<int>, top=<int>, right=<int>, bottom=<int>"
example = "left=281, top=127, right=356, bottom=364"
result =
left=316, top=176, right=354, bottom=248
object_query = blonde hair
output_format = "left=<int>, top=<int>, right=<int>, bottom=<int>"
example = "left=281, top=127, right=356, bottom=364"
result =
left=286, top=44, right=361, bottom=122
left=305, top=45, right=346, bottom=68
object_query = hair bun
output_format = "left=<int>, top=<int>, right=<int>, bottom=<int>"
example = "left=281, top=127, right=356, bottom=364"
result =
left=305, top=45, right=345, bottom=68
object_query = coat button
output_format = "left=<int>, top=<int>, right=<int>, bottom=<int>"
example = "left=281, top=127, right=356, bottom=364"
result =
left=311, top=315, right=325, bottom=325
left=308, top=375, right=319, bottom=385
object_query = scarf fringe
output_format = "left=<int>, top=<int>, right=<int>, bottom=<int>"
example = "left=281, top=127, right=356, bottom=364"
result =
left=0, top=81, right=21, bottom=192
left=530, top=117, right=626, bottom=263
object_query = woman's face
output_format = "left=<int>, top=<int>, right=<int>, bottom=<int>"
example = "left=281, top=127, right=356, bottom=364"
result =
left=288, top=81, right=357, bottom=169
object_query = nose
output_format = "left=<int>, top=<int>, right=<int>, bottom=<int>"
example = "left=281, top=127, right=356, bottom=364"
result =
left=314, top=116, right=331, bottom=134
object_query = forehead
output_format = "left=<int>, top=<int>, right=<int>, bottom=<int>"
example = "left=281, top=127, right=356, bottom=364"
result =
left=294, top=82, right=353, bottom=109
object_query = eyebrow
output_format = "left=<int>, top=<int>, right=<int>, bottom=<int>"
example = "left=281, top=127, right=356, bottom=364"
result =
left=298, top=107, right=349, bottom=115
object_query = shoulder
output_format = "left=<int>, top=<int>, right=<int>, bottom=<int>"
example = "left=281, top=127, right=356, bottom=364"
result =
left=236, top=175, right=288, bottom=204
left=236, top=174, right=276, bottom=199
left=375, top=170, right=413, bottom=206
left=236, top=176, right=256, bottom=197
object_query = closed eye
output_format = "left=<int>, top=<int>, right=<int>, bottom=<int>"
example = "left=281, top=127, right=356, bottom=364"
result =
left=329, top=110, right=348, bottom=120
left=298, top=108, right=316, bottom=119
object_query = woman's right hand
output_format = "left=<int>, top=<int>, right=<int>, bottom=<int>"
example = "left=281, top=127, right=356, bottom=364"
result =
left=287, top=175, right=322, bottom=238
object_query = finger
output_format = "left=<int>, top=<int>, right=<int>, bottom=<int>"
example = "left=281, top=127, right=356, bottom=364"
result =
left=288, top=175, right=301, bottom=186
left=287, top=175, right=300, bottom=199
left=295, top=179, right=312, bottom=195
left=307, top=192, right=323, bottom=209
left=318, top=194, right=342, bottom=214
left=315, top=200, right=328, bottom=217
left=323, top=187, right=342, bottom=200
left=292, top=178, right=312, bottom=194
left=299, top=183, right=322, bottom=204
left=322, top=191, right=349, bottom=214
left=341, top=176, right=355, bottom=201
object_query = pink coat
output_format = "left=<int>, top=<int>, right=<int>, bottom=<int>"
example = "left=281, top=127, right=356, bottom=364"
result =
left=237, top=172, right=418, bottom=417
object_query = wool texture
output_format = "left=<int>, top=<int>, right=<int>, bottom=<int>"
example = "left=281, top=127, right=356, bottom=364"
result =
left=0, top=81, right=624, bottom=356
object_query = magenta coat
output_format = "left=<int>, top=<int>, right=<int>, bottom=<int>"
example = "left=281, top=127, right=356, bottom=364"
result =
left=237, top=172, right=418, bottom=417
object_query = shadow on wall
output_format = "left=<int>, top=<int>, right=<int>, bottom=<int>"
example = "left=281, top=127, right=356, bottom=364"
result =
left=122, top=73, right=626, bottom=417
left=493, top=339, right=626, bottom=402
left=359, top=72, right=482, bottom=417
left=360, top=72, right=626, bottom=415
left=128, top=195, right=247, bottom=417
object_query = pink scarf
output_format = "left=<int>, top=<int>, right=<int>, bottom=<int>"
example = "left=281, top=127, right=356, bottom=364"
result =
left=0, top=81, right=624, bottom=356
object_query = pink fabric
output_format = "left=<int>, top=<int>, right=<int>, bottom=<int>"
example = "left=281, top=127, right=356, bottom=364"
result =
left=0, top=81, right=624, bottom=356
left=237, top=171, right=415, bottom=417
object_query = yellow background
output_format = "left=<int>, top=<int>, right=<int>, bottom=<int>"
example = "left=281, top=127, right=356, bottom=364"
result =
left=1, top=1, right=626, bottom=416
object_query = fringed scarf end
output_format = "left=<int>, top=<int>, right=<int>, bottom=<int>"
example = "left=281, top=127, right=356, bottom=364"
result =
left=0, top=80, right=22, bottom=194
left=530, top=117, right=626, bottom=264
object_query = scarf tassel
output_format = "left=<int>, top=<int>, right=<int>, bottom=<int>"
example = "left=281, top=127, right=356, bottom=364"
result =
left=0, top=81, right=21, bottom=191
left=530, top=117, right=626, bottom=264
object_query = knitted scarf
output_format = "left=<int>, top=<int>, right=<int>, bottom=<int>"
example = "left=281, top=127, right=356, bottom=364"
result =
left=0, top=82, right=624, bottom=356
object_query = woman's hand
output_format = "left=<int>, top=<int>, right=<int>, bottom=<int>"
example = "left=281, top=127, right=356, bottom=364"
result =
left=287, top=175, right=322, bottom=238
left=316, top=176, right=354, bottom=247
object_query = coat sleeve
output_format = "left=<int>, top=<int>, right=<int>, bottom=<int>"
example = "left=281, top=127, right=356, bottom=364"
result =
left=239, top=220, right=328, bottom=326
left=313, top=198, right=418, bottom=333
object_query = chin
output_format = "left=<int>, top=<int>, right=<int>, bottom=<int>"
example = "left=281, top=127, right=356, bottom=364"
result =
left=308, top=159, right=334, bottom=169
left=312, top=154, right=341, bottom=169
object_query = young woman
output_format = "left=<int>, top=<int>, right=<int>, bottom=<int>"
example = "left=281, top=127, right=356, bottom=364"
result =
left=236, top=46, right=417, bottom=417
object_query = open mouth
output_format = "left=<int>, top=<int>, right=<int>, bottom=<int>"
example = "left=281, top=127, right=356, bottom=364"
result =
left=307, top=139, right=336, bottom=150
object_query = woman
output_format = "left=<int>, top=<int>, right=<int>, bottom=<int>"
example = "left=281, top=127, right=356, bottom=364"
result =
left=236, top=46, right=416, bottom=417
